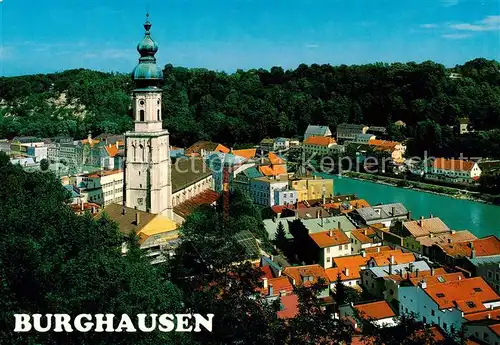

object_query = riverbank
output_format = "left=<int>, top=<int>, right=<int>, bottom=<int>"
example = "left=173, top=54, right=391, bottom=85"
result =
left=338, top=171, right=499, bottom=205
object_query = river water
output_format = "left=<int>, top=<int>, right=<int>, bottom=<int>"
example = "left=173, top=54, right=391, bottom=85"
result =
left=325, top=175, right=500, bottom=238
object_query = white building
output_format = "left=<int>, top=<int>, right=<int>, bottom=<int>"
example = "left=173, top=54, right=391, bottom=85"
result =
left=249, top=175, right=289, bottom=206
left=309, top=229, right=351, bottom=268
left=73, top=170, right=124, bottom=207
left=340, top=301, right=398, bottom=329
left=399, top=277, right=500, bottom=333
left=350, top=228, right=382, bottom=255
left=124, top=16, right=173, bottom=218
left=304, top=125, right=332, bottom=141
left=428, top=158, right=482, bottom=184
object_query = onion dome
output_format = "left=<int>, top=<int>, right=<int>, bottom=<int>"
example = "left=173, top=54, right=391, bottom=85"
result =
left=132, top=13, right=163, bottom=86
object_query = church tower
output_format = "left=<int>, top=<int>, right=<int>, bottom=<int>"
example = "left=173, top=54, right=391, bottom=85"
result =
left=124, top=14, right=173, bottom=218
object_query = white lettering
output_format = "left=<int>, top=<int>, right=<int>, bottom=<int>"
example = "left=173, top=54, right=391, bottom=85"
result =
left=175, top=314, right=192, bottom=332
left=74, top=314, right=93, bottom=332
left=137, top=314, right=157, bottom=332
left=53, top=314, right=73, bottom=332
left=13, top=314, right=31, bottom=332
left=193, top=313, right=214, bottom=332
left=158, top=314, right=175, bottom=332
left=115, top=314, right=137, bottom=332
left=33, top=314, right=52, bottom=332
left=94, top=314, right=115, bottom=332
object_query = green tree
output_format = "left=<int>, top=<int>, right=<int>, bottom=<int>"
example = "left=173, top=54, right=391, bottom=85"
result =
left=274, top=221, right=288, bottom=251
left=40, top=158, right=49, bottom=171
left=0, top=152, right=190, bottom=345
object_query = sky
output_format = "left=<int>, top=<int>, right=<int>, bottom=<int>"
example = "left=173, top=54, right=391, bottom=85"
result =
left=0, top=0, right=499, bottom=76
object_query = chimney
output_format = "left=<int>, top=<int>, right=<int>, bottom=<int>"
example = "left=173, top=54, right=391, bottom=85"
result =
left=400, top=269, right=403, bottom=278
left=321, top=216, right=324, bottom=227
left=390, top=255, right=395, bottom=264
left=364, top=229, right=368, bottom=236
left=458, top=275, right=462, bottom=280
left=135, top=212, right=140, bottom=225
left=278, top=270, right=282, bottom=277
left=329, top=229, right=333, bottom=237
left=317, top=209, right=321, bottom=219
left=448, top=238, right=452, bottom=244
left=392, top=206, right=396, bottom=216
left=430, top=267, right=435, bottom=276
left=407, top=211, right=411, bottom=220
left=81, top=202, right=84, bottom=211
left=279, top=290, right=286, bottom=297
left=115, top=141, right=119, bottom=149
left=429, top=214, right=433, bottom=218
left=420, top=280, right=427, bottom=289
left=292, top=278, right=296, bottom=286
left=389, top=262, right=392, bottom=275
left=263, top=277, right=268, bottom=289
left=420, top=215, right=424, bottom=220
left=345, top=268, right=350, bottom=277
left=91, top=206, right=96, bottom=214
left=361, top=250, right=366, bottom=258
left=377, top=247, right=381, bottom=253
left=268, top=283, right=274, bottom=297
left=415, top=268, right=419, bottom=277
left=338, top=221, right=341, bottom=230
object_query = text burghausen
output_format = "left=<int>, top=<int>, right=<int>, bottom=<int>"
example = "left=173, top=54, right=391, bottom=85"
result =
left=14, top=314, right=214, bottom=333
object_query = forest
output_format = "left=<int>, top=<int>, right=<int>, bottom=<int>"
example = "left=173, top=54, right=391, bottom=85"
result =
left=1, top=58, right=500, bottom=157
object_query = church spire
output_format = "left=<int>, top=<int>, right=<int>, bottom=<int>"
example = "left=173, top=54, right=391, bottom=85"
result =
left=132, top=13, right=162, bottom=87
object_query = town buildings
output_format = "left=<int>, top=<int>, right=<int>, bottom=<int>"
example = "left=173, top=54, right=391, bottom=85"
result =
left=304, top=125, right=332, bottom=141
left=302, top=136, right=338, bottom=157
left=336, top=123, right=370, bottom=143
left=427, top=158, right=482, bottom=184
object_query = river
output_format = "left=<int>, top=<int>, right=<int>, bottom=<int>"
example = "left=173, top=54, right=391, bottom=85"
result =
left=325, top=175, right=500, bottom=238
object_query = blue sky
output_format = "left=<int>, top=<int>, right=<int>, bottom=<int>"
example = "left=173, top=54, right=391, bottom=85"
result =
left=0, top=0, right=499, bottom=76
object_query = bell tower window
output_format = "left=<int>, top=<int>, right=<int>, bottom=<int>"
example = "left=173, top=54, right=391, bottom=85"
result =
left=140, top=110, right=145, bottom=121
left=157, top=109, right=160, bottom=121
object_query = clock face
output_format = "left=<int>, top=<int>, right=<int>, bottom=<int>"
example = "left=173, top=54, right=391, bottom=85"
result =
left=137, top=198, right=144, bottom=205
left=140, top=100, right=145, bottom=106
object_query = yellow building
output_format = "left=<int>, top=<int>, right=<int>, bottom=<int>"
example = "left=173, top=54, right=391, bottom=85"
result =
left=100, top=203, right=178, bottom=264
left=290, top=176, right=334, bottom=202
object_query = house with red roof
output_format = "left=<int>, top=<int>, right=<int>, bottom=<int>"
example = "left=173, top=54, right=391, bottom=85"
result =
left=283, top=264, right=331, bottom=299
left=427, top=158, right=482, bottom=184
left=399, top=276, right=500, bottom=333
left=309, top=228, right=351, bottom=268
left=340, top=300, right=398, bottom=329
left=431, top=235, right=500, bottom=266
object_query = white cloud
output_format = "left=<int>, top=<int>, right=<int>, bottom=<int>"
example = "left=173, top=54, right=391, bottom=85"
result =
left=420, top=24, right=438, bottom=29
left=306, top=44, right=319, bottom=49
left=441, top=33, right=473, bottom=39
left=450, top=15, right=500, bottom=31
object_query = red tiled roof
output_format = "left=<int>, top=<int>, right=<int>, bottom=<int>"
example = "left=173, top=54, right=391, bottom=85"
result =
left=441, top=235, right=500, bottom=258
left=277, top=294, right=299, bottom=319
left=464, top=308, right=500, bottom=321
left=403, top=217, right=450, bottom=238
left=310, top=229, right=350, bottom=248
left=323, top=199, right=370, bottom=212
left=259, top=276, right=294, bottom=297
left=232, top=148, right=257, bottom=159
left=489, top=323, right=500, bottom=337
left=283, top=264, right=329, bottom=287
left=351, top=228, right=376, bottom=244
left=268, top=152, right=286, bottom=165
left=364, top=245, right=392, bottom=253
left=326, top=266, right=361, bottom=281
left=173, top=190, right=220, bottom=218
left=368, top=252, right=415, bottom=267
left=70, top=202, right=101, bottom=215
left=408, top=271, right=465, bottom=286
left=105, top=144, right=119, bottom=158
left=354, top=301, right=395, bottom=320
left=433, top=158, right=476, bottom=172
left=368, top=139, right=400, bottom=152
left=260, top=266, right=274, bottom=280
left=423, top=277, right=500, bottom=313
left=85, top=169, right=122, bottom=178
left=303, top=136, right=336, bottom=146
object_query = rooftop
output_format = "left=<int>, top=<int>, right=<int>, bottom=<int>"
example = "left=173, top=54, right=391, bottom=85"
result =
left=416, top=230, right=478, bottom=248
left=355, top=203, right=408, bottom=221
left=232, top=148, right=257, bottom=160
left=259, top=276, right=294, bottom=297
left=173, top=189, right=220, bottom=219
left=324, top=199, right=370, bottom=212
left=351, top=228, right=377, bottom=244
left=185, top=141, right=229, bottom=155
left=309, top=229, right=350, bottom=248
left=402, top=217, right=450, bottom=238
left=367, top=260, right=429, bottom=278
left=303, top=136, right=337, bottom=146
left=171, top=158, right=211, bottom=193
left=354, top=301, right=396, bottom=320
left=423, top=277, right=500, bottom=313
left=433, top=158, right=477, bottom=172
left=305, top=125, right=331, bottom=136
left=301, top=215, right=357, bottom=234
left=277, top=294, right=299, bottom=319
left=408, top=271, right=465, bottom=287
left=283, top=264, right=329, bottom=287
left=83, top=169, right=122, bottom=178
left=99, top=203, right=155, bottom=237
left=441, top=235, right=500, bottom=258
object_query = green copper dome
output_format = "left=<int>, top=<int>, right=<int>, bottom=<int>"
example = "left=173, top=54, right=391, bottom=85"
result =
left=132, top=14, right=163, bottom=86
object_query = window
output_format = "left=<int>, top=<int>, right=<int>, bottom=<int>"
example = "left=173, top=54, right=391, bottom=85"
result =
left=466, top=301, right=476, bottom=308
left=326, top=247, right=330, bottom=253
left=431, top=310, right=435, bottom=316
left=473, top=287, right=482, bottom=292
left=326, top=257, right=331, bottom=262
left=157, top=109, right=160, bottom=121
left=436, top=293, right=445, bottom=298
left=423, top=316, right=427, bottom=323
left=443, top=323, right=447, bottom=330
left=496, top=272, right=500, bottom=281
left=140, top=100, right=145, bottom=106
left=488, top=271, right=493, bottom=279
left=484, top=333, right=489, bottom=342
left=139, top=110, right=145, bottom=121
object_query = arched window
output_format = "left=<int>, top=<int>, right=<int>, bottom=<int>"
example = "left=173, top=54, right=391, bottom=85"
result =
left=139, top=144, right=144, bottom=161
left=139, top=110, right=145, bottom=121
left=157, top=109, right=160, bottom=121
left=132, top=145, right=136, bottom=161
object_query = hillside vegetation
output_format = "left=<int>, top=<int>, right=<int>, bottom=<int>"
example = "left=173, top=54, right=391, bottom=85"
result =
left=1, top=58, right=500, bottom=157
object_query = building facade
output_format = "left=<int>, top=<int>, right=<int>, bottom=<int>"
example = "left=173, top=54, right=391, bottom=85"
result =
left=124, top=15, right=173, bottom=218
